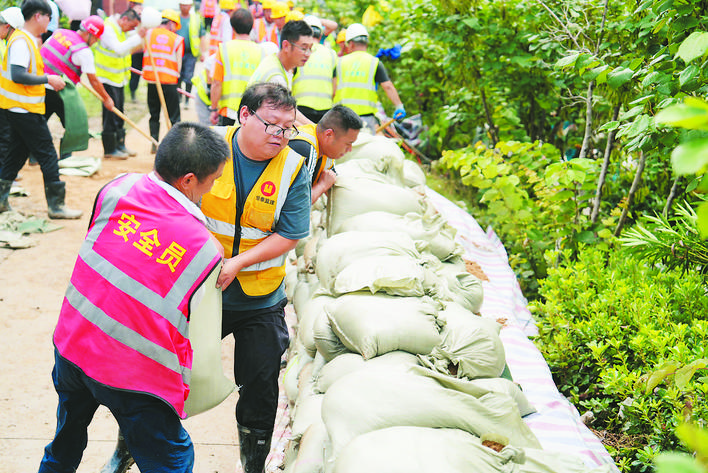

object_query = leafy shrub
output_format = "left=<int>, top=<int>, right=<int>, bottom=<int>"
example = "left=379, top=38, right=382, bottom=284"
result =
left=533, top=246, right=708, bottom=472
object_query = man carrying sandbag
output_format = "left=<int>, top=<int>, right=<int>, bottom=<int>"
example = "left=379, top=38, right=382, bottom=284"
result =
left=201, top=82, right=311, bottom=473
left=41, top=15, right=115, bottom=161
left=37, top=122, right=229, bottom=473
left=288, top=104, right=362, bottom=203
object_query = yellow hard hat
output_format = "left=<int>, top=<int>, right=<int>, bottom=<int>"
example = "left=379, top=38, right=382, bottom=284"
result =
left=270, top=2, right=289, bottom=19
left=261, top=0, right=274, bottom=9
left=285, top=10, right=304, bottom=22
left=131, top=0, right=143, bottom=3
left=161, top=9, right=181, bottom=29
left=336, top=29, right=346, bottom=43
left=286, top=0, right=294, bottom=7
left=219, top=0, right=236, bottom=10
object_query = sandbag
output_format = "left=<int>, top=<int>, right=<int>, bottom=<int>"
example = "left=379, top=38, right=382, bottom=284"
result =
left=328, top=255, right=427, bottom=297
left=335, top=158, right=404, bottom=186
left=321, top=368, right=541, bottom=457
left=292, top=421, right=328, bottom=473
left=333, top=426, right=606, bottom=473
left=325, top=293, right=442, bottom=360
left=419, top=302, right=505, bottom=379
left=313, top=311, right=351, bottom=362
left=184, top=265, right=236, bottom=417
left=334, top=211, right=460, bottom=262
left=314, top=351, right=420, bottom=394
left=284, top=340, right=315, bottom=404
left=292, top=276, right=320, bottom=321
left=338, top=133, right=405, bottom=174
left=297, top=294, right=335, bottom=357
left=430, top=260, right=485, bottom=313
left=328, top=177, right=426, bottom=234
left=314, top=231, right=422, bottom=286
left=291, top=392, right=324, bottom=441
left=402, top=159, right=427, bottom=188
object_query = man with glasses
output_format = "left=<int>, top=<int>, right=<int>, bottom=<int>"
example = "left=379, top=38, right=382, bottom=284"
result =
left=248, top=19, right=314, bottom=124
left=200, top=82, right=310, bottom=473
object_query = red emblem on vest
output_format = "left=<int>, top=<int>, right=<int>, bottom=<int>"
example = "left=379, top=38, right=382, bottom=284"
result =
left=261, top=181, right=276, bottom=197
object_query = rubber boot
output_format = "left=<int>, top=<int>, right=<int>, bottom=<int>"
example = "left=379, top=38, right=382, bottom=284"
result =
left=99, top=432, right=135, bottom=473
left=116, top=128, right=137, bottom=157
left=45, top=181, right=83, bottom=219
left=237, top=423, right=273, bottom=473
left=0, top=179, right=12, bottom=213
left=103, top=132, right=128, bottom=160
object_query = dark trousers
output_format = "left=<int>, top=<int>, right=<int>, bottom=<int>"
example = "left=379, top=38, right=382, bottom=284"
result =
left=147, top=83, right=181, bottom=141
left=297, top=105, right=329, bottom=124
left=221, top=299, right=289, bottom=431
left=38, top=351, right=194, bottom=473
left=0, top=109, right=60, bottom=184
left=129, top=52, right=143, bottom=93
left=218, top=115, right=236, bottom=126
left=102, top=83, right=125, bottom=136
left=179, top=52, right=197, bottom=97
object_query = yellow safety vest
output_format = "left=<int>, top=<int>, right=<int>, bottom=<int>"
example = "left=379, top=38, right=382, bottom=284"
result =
left=248, top=53, right=289, bottom=89
left=0, top=39, right=6, bottom=63
left=292, top=123, right=333, bottom=184
left=0, top=30, right=46, bottom=114
left=187, top=12, right=202, bottom=58
left=218, top=39, right=263, bottom=112
left=93, top=17, right=131, bottom=86
left=201, top=126, right=305, bottom=296
left=292, top=43, right=336, bottom=111
left=334, top=50, right=379, bottom=116
left=191, top=67, right=211, bottom=106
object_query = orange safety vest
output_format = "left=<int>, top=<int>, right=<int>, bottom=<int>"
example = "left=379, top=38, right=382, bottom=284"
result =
left=254, top=17, right=278, bottom=45
left=0, top=30, right=46, bottom=114
left=53, top=173, right=221, bottom=418
left=143, top=27, right=183, bottom=85
left=208, top=12, right=234, bottom=57
left=201, top=0, right=218, bottom=18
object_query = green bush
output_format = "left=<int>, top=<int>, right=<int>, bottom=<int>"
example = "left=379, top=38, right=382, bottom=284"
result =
left=533, top=246, right=708, bottom=472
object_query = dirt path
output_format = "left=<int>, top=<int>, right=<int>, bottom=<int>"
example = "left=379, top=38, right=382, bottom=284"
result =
left=0, top=100, right=242, bottom=472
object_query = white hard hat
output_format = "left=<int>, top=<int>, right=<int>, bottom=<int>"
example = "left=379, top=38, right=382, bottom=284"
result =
left=0, top=6, right=24, bottom=30
left=303, top=14, right=323, bottom=31
left=345, top=23, right=368, bottom=42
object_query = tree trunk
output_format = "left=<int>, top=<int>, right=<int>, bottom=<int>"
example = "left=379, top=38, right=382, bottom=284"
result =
left=591, top=103, right=621, bottom=223
left=663, top=176, right=682, bottom=218
left=614, top=151, right=647, bottom=236
left=578, top=80, right=595, bottom=160
left=480, top=88, right=499, bottom=146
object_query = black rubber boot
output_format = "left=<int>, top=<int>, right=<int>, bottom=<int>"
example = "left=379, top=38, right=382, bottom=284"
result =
left=0, top=179, right=12, bottom=213
left=102, top=132, right=128, bottom=159
left=116, top=128, right=137, bottom=157
left=45, top=181, right=82, bottom=219
left=99, top=432, right=135, bottom=473
left=237, top=423, right=273, bottom=473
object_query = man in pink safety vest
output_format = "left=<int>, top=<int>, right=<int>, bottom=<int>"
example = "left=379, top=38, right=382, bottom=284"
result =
left=37, top=122, right=230, bottom=473
left=40, top=15, right=114, bottom=159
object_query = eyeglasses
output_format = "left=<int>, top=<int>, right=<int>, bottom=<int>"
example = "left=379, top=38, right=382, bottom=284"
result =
left=290, top=42, right=313, bottom=54
left=250, top=110, right=299, bottom=139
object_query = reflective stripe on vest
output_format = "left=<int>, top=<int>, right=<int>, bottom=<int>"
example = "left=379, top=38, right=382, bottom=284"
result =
left=254, top=18, right=277, bottom=45
left=188, top=13, right=202, bottom=57
left=0, top=30, right=46, bottom=113
left=292, top=44, right=336, bottom=110
left=208, top=13, right=226, bottom=57
left=191, top=67, right=211, bottom=106
left=201, top=126, right=304, bottom=296
left=291, top=123, right=333, bottom=184
left=143, top=28, right=182, bottom=84
left=93, top=18, right=131, bottom=86
left=219, top=40, right=263, bottom=111
left=0, top=39, right=6, bottom=63
left=334, top=50, right=379, bottom=115
left=248, top=53, right=288, bottom=89
left=53, top=173, right=221, bottom=418
left=40, top=29, right=89, bottom=84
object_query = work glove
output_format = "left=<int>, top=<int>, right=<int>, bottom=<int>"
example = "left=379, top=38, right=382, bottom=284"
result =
left=393, top=104, right=406, bottom=120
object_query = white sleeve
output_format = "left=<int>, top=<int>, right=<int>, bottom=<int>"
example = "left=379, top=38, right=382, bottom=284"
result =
left=72, top=48, right=96, bottom=75
left=8, top=38, right=31, bottom=68
left=100, top=24, right=143, bottom=56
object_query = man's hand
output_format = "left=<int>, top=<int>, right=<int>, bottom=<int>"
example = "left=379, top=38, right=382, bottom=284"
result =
left=210, top=110, right=220, bottom=125
left=217, top=256, right=244, bottom=290
left=318, top=169, right=337, bottom=192
left=137, top=27, right=148, bottom=38
left=393, top=104, right=406, bottom=120
left=104, top=96, right=115, bottom=111
left=47, top=75, right=65, bottom=91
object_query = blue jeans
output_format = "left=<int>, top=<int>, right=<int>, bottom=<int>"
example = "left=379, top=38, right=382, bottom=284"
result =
left=38, top=351, right=194, bottom=473
left=179, top=52, right=197, bottom=97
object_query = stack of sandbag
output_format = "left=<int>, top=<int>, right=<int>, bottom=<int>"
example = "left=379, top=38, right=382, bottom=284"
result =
left=281, top=136, right=600, bottom=473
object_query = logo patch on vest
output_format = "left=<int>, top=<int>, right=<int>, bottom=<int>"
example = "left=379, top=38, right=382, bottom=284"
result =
left=257, top=181, right=277, bottom=205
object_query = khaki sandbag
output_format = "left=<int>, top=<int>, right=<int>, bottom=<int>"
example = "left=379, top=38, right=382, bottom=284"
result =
left=314, top=351, right=420, bottom=394
left=338, top=133, right=405, bottom=173
left=292, top=276, right=320, bottom=321
left=313, top=311, right=351, bottom=362
left=333, top=426, right=604, bottom=473
left=184, top=265, right=236, bottom=417
left=292, top=421, right=328, bottom=473
left=329, top=255, right=427, bottom=297
left=321, top=368, right=541, bottom=457
left=328, top=177, right=425, bottom=234
left=419, top=302, right=505, bottom=379
left=325, top=293, right=442, bottom=360
left=431, top=260, right=484, bottom=313
left=284, top=340, right=315, bottom=404
left=291, top=392, right=324, bottom=441
left=402, top=159, right=427, bottom=188
left=298, top=294, right=335, bottom=357
left=335, top=158, right=405, bottom=186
